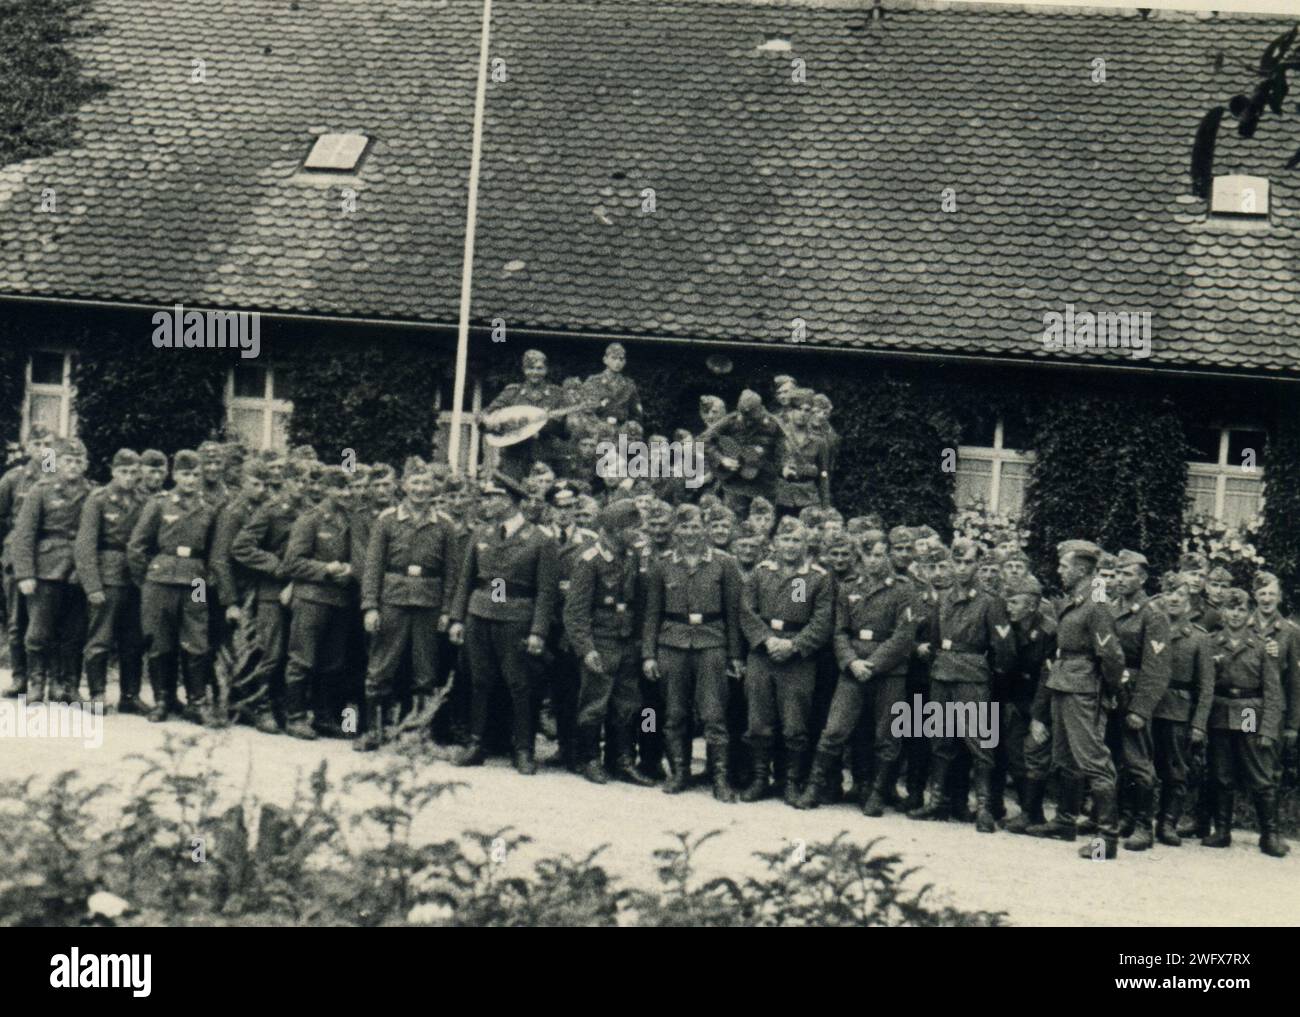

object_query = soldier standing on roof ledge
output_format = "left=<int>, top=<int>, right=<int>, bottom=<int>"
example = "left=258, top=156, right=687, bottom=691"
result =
left=583, top=342, right=642, bottom=429
left=482, top=349, right=567, bottom=481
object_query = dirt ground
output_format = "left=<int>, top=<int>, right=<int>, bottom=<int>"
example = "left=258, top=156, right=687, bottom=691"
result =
left=3, top=688, right=1298, bottom=926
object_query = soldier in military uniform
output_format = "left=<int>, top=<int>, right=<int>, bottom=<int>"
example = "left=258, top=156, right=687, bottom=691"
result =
left=127, top=450, right=226, bottom=723
left=642, top=504, right=744, bottom=800
left=542, top=483, right=596, bottom=770
left=0, top=424, right=54, bottom=697
left=1149, top=573, right=1215, bottom=846
left=633, top=500, right=674, bottom=780
left=139, top=449, right=169, bottom=495
left=230, top=457, right=302, bottom=733
left=701, top=390, right=787, bottom=516
left=483, top=349, right=568, bottom=481
left=450, top=475, right=559, bottom=773
left=908, top=539, right=1016, bottom=832
left=582, top=342, right=642, bottom=429
left=563, top=500, right=655, bottom=786
left=282, top=466, right=360, bottom=739
left=736, top=518, right=833, bottom=806
left=775, top=389, right=829, bottom=515
left=1107, top=549, right=1172, bottom=851
left=999, top=574, right=1057, bottom=833
left=13, top=437, right=92, bottom=704
left=1251, top=571, right=1300, bottom=786
left=1202, top=588, right=1288, bottom=857
left=799, top=532, right=914, bottom=813
left=74, top=449, right=145, bottom=711
left=1025, top=541, right=1126, bottom=858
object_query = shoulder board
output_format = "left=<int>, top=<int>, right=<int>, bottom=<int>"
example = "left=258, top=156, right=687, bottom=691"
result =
left=581, top=544, right=600, bottom=561
left=378, top=506, right=397, bottom=519
left=437, top=510, right=455, bottom=524
left=575, top=527, right=598, bottom=541
left=810, top=563, right=827, bottom=574
left=759, top=560, right=778, bottom=571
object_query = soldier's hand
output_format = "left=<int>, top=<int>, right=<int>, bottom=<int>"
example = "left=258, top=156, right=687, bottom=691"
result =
left=1260, top=735, right=1276, bottom=750
left=526, top=634, right=545, bottom=656
left=642, top=659, right=660, bottom=681
left=364, top=609, right=381, bottom=635
left=1125, top=712, right=1145, bottom=731
left=728, top=659, right=745, bottom=680
left=17, top=579, right=35, bottom=597
left=278, top=583, right=294, bottom=607
left=325, top=561, right=347, bottom=578
left=437, top=613, right=449, bottom=633
left=1286, top=730, right=1298, bottom=749
left=849, top=660, right=871, bottom=682
left=916, top=642, right=931, bottom=659
left=583, top=650, right=605, bottom=675
left=1189, top=727, right=1206, bottom=747
left=782, top=465, right=797, bottom=479
left=225, top=605, right=242, bottom=623
left=87, top=590, right=107, bottom=607
left=1030, top=720, right=1049, bottom=746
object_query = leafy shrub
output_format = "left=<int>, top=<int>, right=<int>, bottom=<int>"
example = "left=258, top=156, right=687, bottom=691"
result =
left=1182, top=514, right=1267, bottom=591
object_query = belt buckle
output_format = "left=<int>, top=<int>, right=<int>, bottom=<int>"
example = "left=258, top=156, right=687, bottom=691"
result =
left=941, top=638, right=952, bottom=651
left=603, top=595, right=615, bottom=605
left=407, top=565, right=423, bottom=577
left=859, top=629, right=873, bottom=641
left=688, top=612, right=703, bottom=625
left=559, top=580, right=570, bottom=592
left=770, top=619, right=785, bottom=632
left=615, top=603, right=626, bottom=613
left=176, top=546, right=191, bottom=558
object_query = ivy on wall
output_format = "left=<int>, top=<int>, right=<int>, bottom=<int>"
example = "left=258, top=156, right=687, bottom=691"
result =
left=1258, top=403, right=1300, bottom=609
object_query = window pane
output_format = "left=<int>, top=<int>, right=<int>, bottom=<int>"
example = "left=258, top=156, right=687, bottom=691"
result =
left=433, top=413, right=474, bottom=474
left=958, top=411, right=996, bottom=449
left=1185, top=426, right=1221, bottom=465
left=1185, top=473, right=1218, bottom=517
left=998, top=460, right=1030, bottom=518
left=955, top=457, right=993, bottom=510
left=1227, top=430, right=1266, bottom=471
left=1223, top=476, right=1264, bottom=528
left=271, top=411, right=292, bottom=452
left=28, top=393, right=63, bottom=436
left=269, top=369, right=295, bottom=403
left=1001, top=410, right=1033, bottom=452
left=233, top=366, right=269, bottom=399
left=228, top=408, right=265, bottom=449
left=29, top=352, right=65, bottom=386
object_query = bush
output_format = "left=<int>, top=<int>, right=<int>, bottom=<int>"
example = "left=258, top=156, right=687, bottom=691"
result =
left=1182, top=514, right=1267, bottom=591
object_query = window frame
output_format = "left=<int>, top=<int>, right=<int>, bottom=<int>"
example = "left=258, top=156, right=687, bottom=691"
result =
left=435, top=379, right=484, bottom=477
left=956, top=417, right=1035, bottom=517
left=225, top=366, right=293, bottom=451
left=21, top=350, right=77, bottom=440
left=1186, top=425, right=1266, bottom=523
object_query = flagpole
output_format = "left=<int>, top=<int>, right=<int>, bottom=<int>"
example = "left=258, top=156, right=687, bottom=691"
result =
left=449, top=0, right=493, bottom=475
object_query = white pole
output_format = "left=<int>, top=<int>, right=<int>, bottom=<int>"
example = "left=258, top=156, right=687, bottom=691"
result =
left=449, top=0, right=493, bottom=475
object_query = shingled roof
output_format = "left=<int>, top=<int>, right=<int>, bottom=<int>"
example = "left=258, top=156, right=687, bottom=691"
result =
left=1, top=0, right=1298, bottom=375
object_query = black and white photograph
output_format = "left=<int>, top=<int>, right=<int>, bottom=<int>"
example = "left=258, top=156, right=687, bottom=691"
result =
left=0, top=0, right=1297, bottom=972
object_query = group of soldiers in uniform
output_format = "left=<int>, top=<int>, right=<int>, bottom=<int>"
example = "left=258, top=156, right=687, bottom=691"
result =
left=0, top=345, right=1294, bottom=863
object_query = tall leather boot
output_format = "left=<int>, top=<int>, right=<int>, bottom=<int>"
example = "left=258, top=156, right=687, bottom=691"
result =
left=147, top=655, right=176, bottom=722
left=45, top=652, right=67, bottom=704
left=1005, top=777, right=1047, bottom=834
left=783, top=748, right=810, bottom=808
left=118, top=650, right=143, bottom=714
left=1201, top=788, right=1233, bottom=848
left=1156, top=785, right=1185, bottom=847
left=1117, top=776, right=1136, bottom=839
left=25, top=652, right=48, bottom=705
left=794, top=748, right=839, bottom=810
left=738, top=742, right=771, bottom=802
left=85, top=655, right=109, bottom=707
left=662, top=739, right=691, bottom=794
left=3, top=635, right=27, bottom=697
left=1077, top=784, right=1118, bottom=859
left=611, top=726, right=657, bottom=786
left=284, top=679, right=318, bottom=739
left=1027, top=773, right=1079, bottom=841
left=353, top=701, right=387, bottom=752
left=987, top=762, right=1008, bottom=822
left=974, top=767, right=997, bottom=833
left=862, top=768, right=893, bottom=818
left=709, top=744, right=737, bottom=803
left=1123, top=784, right=1155, bottom=851
left=908, top=759, right=951, bottom=821
left=1255, top=789, right=1290, bottom=858
left=181, top=656, right=208, bottom=725
left=577, top=727, right=608, bottom=784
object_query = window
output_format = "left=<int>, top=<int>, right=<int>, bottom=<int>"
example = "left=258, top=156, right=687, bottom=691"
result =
left=22, top=351, right=76, bottom=439
left=1186, top=425, right=1266, bottom=527
left=303, top=133, right=370, bottom=173
left=1210, top=175, right=1269, bottom=220
left=432, top=378, right=485, bottom=476
left=225, top=366, right=292, bottom=451
left=955, top=414, right=1034, bottom=518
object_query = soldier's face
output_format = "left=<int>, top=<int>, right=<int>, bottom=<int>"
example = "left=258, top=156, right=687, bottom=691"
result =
left=243, top=475, right=266, bottom=501
left=143, top=464, right=167, bottom=490
left=812, top=407, right=829, bottom=426
left=821, top=521, right=843, bottom=544
left=1098, top=568, right=1117, bottom=592
left=860, top=541, right=890, bottom=578
left=775, top=387, right=793, bottom=407
left=1222, top=602, right=1249, bottom=629
left=173, top=467, right=200, bottom=493
left=977, top=563, right=1001, bottom=592
left=1005, top=593, right=1038, bottom=623
left=404, top=474, right=434, bottom=505
left=788, top=406, right=806, bottom=427
left=929, top=559, right=955, bottom=589
left=701, top=406, right=723, bottom=427
left=709, top=519, right=732, bottom=546
left=61, top=454, right=87, bottom=479
left=749, top=509, right=774, bottom=535
left=575, top=503, right=599, bottom=528
left=1002, top=559, right=1028, bottom=582
left=773, top=532, right=804, bottom=563
left=646, top=516, right=671, bottom=542
left=1206, top=578, right=1231, bottom=605
left=891, top=543, right=914, bottom=571
left=1164, top=587, right=1190, bottom=618
left=604, top=351, right=625, bottom=373
left=552, top=505, right=574, bottom=530
left=1116, top=565, right=1144, bottom=598
left=523, top=361, right=547, bottom=384
left=1058, top=554, right=1087, bottom=589
left=676, top=516, right=705, bottom=547
left=954, top=553, right=979, bottom=585
left=370, top=478, right=395, bottom=505
left=824, top=544, right=854, bottom=574
left=111, top=464, right=138, bottom=489
left=1184, top=568, right=1206, bottom=594
left=202, top=460, right=224, bottom=484
left=1255, top=585, right=1280, bottom=613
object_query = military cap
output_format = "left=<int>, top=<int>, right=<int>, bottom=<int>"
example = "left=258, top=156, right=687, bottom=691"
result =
left=223, top=442, right=247, bottom=463
left=748, top=496, right=775, bottom=517
left=1004, top=574, right=1043, bottom=597
left=821, top=508, right=844, bottom=526
left=1252, top=571, right=1280, bottom=592
left=811, top=393, right=833, bottom=411
left=798, top=506, right=824, bottom=528
left=522, top=349, right=547, bottom=367
left=1115, top=549, right=1149, bottom=569
left=774, top=516, right=806, bottom=539
left=951, top=537, right=982, bottom=560
left=888, top=525, right=914, bottom=546
left=198, top=440, right=223, bottom=461
left=821, top=530, right=854, bottom=552
left=845, top=516, right=872, bottom=535
left=58, top=436, right=87, bottom=458
left=1207, top=565, right=1234, bottom=583
left=698, top=493, right=723, bottom=514
left=369, top=463, right=397, bottom=483
left=923, top=544, right=952, bottom=563
left=646, top=499, right=674, bottom=522
left=858, top=528, right=887, bottom=549
left=290, top=444, right=319, bottom=462
left=1179, top=551, right=1208, bottom=571
left=773, top=374, right=796, bottom=390
left=575, top=494, right=600, bottom=515
left=348, top=462, right=372, bottom=481
left=1001, top=548, right=1030, bottom=565
left=604, top=342, right=626, bottom=358
left=699, top=395, right=725, bottom=415
left=789, top=387, right=815, bottom=407
left=549, top=484, right=576, bottom=509
left=141, top=449, right=168, bottom=467
left=293, top=459, right=324, bottom=482
left=1159, top=570, right=1189, bottom=594
left=1224, top=588, right=1250, bottom=609
left=597, top=499, right=641, bottom=532
left=674, top=504, right=703, bottom=526
left=319, top=465, right=350, bottom=490
left=737, top=389, right=763, bottom=413
left=111, top=448, right=140, bottom=468
left=1057, top=539, right=1102, bottom=563
left=172, top=449, right=201, bottom=472
left=915, top=524, right=940, bottom=541
left=1097, top=551, right=1119, bottom=571
left=243, top=459, right=271, bottom=482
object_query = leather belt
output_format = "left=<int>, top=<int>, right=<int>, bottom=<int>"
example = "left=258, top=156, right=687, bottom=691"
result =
left=477, top=580, right=534, bottom=597
left=665, top=611, right=721, bottom=625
